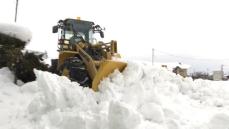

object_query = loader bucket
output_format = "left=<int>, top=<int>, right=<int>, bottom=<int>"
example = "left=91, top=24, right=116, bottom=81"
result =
left=92, top=60, right=127, bottom=91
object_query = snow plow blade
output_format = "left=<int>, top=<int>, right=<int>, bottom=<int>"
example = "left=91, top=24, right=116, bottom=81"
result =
left=92, top=60, right=127, bottom=91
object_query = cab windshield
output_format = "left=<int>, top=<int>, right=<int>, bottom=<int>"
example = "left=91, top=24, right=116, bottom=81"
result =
left=64, top=30, right=74, bottom=40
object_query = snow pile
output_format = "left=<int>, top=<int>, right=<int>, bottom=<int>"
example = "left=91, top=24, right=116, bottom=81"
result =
left=1, top=61, right=229, bottom=129
left=0, top=23, right=32, bottom=43
left=0, top=68, right=37, bottom=129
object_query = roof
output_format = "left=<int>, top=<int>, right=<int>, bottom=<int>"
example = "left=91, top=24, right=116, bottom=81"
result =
left=0, top=23, right=32, bottom=43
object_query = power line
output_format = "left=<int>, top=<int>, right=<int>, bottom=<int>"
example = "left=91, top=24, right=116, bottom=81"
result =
left=152, top=48, right=155, bottom=65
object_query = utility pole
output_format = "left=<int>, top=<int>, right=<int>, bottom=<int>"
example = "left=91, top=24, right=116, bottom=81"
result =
left=221, top=64, right=224, bottom=79
left=14, top=0, right=19, bottom=22
left=221, top=64, right=224, bottom=72
left=152, top=48, right=155, bottom=65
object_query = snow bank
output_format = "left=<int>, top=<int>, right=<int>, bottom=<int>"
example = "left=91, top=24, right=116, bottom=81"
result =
left=1, top=61, right=229, bottom=129
left=0, top=67, right=37, bottom=129
left=0, top=23, right=32, bottom=43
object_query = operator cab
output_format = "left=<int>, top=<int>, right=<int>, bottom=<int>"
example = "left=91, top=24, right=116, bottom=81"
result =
left=53, top=18, right=104, bottom=50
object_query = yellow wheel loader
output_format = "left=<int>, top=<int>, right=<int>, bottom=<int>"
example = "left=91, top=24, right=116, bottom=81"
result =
left=51, top=18, right=127, bottom=91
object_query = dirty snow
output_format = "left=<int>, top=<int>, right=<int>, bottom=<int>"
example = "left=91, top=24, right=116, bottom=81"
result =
left=0, top=61, right=229, bottom=129
left=0, top=23, right=32, bottom=43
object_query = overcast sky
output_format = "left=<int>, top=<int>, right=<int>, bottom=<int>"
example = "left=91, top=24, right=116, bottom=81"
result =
left=1, top=0, right=229, bottom=71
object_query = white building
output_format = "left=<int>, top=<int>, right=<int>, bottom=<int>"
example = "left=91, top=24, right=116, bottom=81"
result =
left=213, top=71, right=224, bottom=81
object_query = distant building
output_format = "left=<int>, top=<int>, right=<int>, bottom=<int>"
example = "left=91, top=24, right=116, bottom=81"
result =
left=213, top=71, right=224, bottom=81
left=173, top=66, right=188, bottom=77
left=161, top=65, right=167, bottom=68
left=160, top=62, right=190, bottom=78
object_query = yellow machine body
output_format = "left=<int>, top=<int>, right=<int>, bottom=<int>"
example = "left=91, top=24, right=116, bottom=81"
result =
left=52, top=18, right=127, bottom=91
left=57, top=43, right=127, bottom=91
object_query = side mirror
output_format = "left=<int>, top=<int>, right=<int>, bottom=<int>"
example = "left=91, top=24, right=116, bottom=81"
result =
left=52, top=25, right=58, bottom=33
left=100, top=31, right=104, bottom=38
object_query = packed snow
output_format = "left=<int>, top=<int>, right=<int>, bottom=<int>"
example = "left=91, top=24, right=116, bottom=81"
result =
left=0, top=23, right=32, bottom=43
left=0, top=62, right=229, bottom=129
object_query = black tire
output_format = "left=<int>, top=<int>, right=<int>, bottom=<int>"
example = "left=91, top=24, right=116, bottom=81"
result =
left=60, top=57, right=91, bottom=87
left=49, top=59, right=58, bottom=74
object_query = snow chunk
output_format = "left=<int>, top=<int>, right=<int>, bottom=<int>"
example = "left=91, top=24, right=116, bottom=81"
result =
left=0, top=67, right=16, bottom=85
left=139, top=102, right=165, bottom=123
left=0, top=23, right=32, bottom=43
left=108, top=101, right=142, bottom=129
left=166, top=119, right=181, bottom=129
left=208, top=113, right=229, bottom=129
left=32, top=70, right=97, bottom=111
